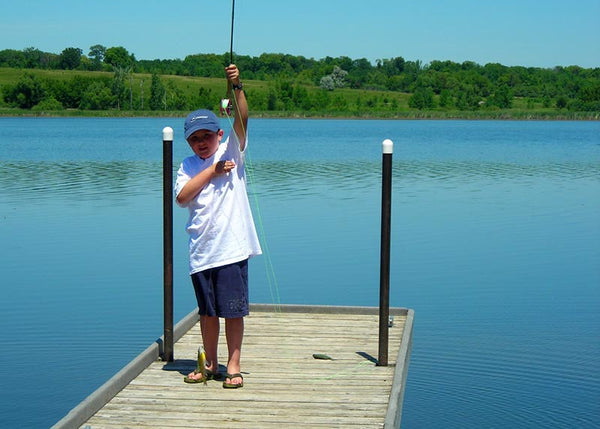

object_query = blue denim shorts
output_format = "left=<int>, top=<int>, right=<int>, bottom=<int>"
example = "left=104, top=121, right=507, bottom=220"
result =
left=190, top=259, right=249, bottom=318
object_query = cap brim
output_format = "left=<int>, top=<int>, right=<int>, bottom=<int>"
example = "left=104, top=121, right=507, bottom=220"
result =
left=185, top=123, right=220, bottom=140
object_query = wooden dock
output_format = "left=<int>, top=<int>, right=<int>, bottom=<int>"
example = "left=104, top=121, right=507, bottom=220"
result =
left=54, top=304, right=413, bottom=429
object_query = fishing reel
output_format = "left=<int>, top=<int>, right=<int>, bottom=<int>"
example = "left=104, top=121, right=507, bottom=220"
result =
left=220, top=97, right=233, bottom=117
left=220, top=81, right=234, bottom=117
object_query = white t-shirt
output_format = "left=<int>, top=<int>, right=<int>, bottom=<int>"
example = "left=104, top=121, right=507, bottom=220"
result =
left=175, top=132, right=262, bottom=274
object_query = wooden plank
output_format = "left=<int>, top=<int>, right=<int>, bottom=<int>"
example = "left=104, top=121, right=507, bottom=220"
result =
left=81, top=309, right=408, bottom=429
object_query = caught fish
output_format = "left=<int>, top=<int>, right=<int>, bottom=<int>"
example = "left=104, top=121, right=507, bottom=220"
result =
left=197, top=346, right=207, bottom=385
left=183, top=345, right=208, bottom=384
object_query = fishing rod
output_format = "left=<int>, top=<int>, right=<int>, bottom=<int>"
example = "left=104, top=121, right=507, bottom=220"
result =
left=229, top=0, right=235, bottom=65
left=219, top=0, right=282, bottom=309
left=220, top=0, right=236, bottom=116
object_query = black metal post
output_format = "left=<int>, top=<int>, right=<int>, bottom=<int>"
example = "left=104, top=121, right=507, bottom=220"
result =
left=378, top=139, right=393, bottom=366
left=162, top=127, right=174, bottom=362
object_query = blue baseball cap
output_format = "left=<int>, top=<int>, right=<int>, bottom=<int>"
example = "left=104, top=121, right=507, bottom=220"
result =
left=184, top=109, right=220, bottom=139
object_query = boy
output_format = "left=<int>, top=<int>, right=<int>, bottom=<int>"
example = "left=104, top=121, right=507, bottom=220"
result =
left=175, top=64, right=261, bottom=388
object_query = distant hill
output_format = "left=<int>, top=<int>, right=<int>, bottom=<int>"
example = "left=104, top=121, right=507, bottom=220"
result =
left=1, top=47, right=598, bottom=119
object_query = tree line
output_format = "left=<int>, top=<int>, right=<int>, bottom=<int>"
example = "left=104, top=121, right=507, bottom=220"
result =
left=1, top=45, right=599, bottom=114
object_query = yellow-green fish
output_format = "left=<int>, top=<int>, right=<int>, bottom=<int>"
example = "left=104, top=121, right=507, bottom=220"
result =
left=184, top=345, right=207, bottom=384
left=197, top=346, right=207, bottom=385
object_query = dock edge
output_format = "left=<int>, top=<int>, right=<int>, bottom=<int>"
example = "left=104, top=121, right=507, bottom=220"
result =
left=52, top=304, right=414, bottom=429
left=51, top=309, right=200, bottom=429
left=384, top=308, right=414, bottom=429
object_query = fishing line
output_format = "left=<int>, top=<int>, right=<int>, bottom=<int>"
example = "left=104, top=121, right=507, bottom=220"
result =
left=220, top=0, right=282, bottom=311
left=223, top=105, right=376, bottom=379
left=223, top=109, right=282, bottom=311
left=219, top=11, right=378, bottom=374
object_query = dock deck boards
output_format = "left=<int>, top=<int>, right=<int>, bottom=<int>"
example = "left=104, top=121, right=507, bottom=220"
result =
left=77, top=305, right=412, bottom=428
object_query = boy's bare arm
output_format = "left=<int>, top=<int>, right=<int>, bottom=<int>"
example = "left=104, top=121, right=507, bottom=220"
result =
left=226, top=64, right=248, bottom=151
left=176, top=160, right=235, bottom=206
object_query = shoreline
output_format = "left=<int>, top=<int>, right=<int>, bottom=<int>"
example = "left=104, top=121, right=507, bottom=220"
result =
left=1, top=109, right=599, bottom=121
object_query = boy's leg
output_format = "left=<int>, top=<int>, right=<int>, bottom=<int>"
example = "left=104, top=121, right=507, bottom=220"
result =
left=189, top=268, right=222, bottom=379
left=187, top=315, right=220, bottom=380
left=225, top=317, right=244, bottom=385
left=201, top=315, right=220, bottom=372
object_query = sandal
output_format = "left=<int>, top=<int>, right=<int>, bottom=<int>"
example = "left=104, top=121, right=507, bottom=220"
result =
left=183, top=369, right=221, bottom=384
left=223, top=373, right=244, bottom=389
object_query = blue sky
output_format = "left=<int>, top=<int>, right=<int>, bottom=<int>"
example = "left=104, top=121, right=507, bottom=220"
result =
left=2, top=0, right=599, bottom=68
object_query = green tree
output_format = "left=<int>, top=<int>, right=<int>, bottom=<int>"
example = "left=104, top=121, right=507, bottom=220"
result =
left=439, top=89, right=453, bottom=108
left=59, top=47, right=82, bottom=70
left=247, top=89, right=267, bottom=111
left=194, top=87, right=214, bottom=110
left=105, top=46, right=135, bottom=69
left=455, top=85, right=481, bottom=110
left=576, top=82, right=600, bottom=111
left=386, top=75, right=403, bottom=91
left=409, top=87, right=435, bottom=109
left=182, top=54, right=223, bottom=77
left=22, top=47, right=44, bottom=68
left=0, top=49, right=26, bottom=67
left=112, top=67, right=129, bottom=109
left=80, top=82, right=114, bottom=110
left=277, top=80, right=294, bottom=109
left=292, top=85, right=311, bottom=110
left=3, top=72, right=45, bottom=108
left=165, top=81, right=187, bottom=110
left=32, top=96, right=63, bottom=111
left=88, top=45, right=106, bottom=71
left=346, top=58, right=372, bottom=88
left=542, top=96, right=552, bottom=108
left=47, top=75, right=100, bottom=108
left=150, top=73, right=166, bottom=110
left=377, top=56, right=405, bottom=76
left=267, top=89, right=277, bottom=110
left=556, top=96, right=568, bottom=109
left=312, top=89, right=331, bottom=111
left=488, top=84, right=513, bottom=108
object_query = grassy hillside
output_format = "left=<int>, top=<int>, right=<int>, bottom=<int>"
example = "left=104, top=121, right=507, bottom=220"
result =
left=0, top=67, right=597, bottom=120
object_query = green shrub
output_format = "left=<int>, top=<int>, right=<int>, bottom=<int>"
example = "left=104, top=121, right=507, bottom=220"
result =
left=32, top=96, right=63, bottom=111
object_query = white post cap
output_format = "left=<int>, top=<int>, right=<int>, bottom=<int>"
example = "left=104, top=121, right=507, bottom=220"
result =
left=162, top=126, right=174, bottom=141
left=382, top=139, right=393, bottom=154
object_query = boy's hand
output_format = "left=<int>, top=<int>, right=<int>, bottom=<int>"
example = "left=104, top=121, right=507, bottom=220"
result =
left=215, top=160, right=236, bottom=175
left=225, top=64, right=241, bottom=86
left=225, top=63, right=248, bottom=151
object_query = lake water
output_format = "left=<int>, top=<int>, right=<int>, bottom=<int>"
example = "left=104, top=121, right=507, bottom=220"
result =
left=1, top=117, right=599, bottom=428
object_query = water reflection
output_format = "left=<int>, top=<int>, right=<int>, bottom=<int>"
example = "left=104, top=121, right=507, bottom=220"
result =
left=2, top=157, right=597, bottom=205
left=247, top=159, right=599, bottom=198
left=1, top=161, right=163, bottom=205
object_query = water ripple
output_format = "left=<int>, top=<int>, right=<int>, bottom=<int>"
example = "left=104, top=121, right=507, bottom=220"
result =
left=1, top=161, right=163, bottom=205
left=245, top=159, right=600, bottom=202
left=405, top=333, right=600, bottom=428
